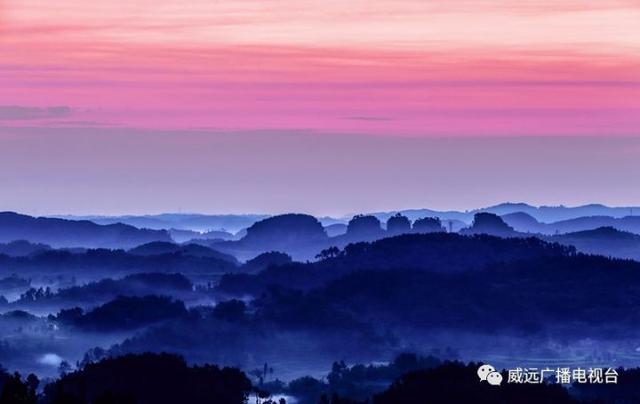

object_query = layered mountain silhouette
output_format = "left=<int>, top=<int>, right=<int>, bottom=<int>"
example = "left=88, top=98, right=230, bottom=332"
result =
left=52, top=295, right=188, bottom=331
left=9, top=273, right=194, bottom=312
left=370, top=202, right=640, bottom=224
left=0, top=246, right=237, bottom=278
left=241, top=214, right=328, bottom=247
left=50, top=203, right=640, bottom=233
left=56, top=213, right=268, bottom=233
left=212, top=214, right=329, bottom=260
left=0, top=212, right=170, bottom=249
left=0, top=240, right=51, bottom=257
left=460, top=212, right=521, bottom=237
left=128, top=242, right=238, bottom=264
left=168, top=228, right=236, bottom=243
left=242, top=251, right=292, bottom=272
left=4, top=208, right=640, bottom=269
left=550, top=227, right=640, bottom=261
left=217, top=232, right=573, bottom=294
left=459, top=214, right=640, bottom=260
left=212, top=213, right=453, bottom=260
left=502, top=212, right=640, bottom=235
left=481, top=202, right=638, bottom=222
left=324, top=223, right=347, bottom=237
left=5, top=206, right=640, bottom=403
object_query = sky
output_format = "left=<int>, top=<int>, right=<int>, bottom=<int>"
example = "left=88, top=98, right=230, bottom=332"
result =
left=1, top=0, right=639, bottom=215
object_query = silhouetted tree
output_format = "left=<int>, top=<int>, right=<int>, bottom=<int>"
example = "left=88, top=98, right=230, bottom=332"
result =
left=316, top=247, right=341, bottom=261
left=373, top=362, right=575, bottom=404
left=288, top=376, right=326, bottom=404
left=572, top=367, right=639, bottom=403
left=25, top=374, right=38, bottom=397
left=52, top=295, right=188, bottom=331
left=43, top=353, right=252, bottom=404
left=79, top=347, right=107, bottom=368
left=58, top=361, right=72, bottom=377
left=0, top=372, right=36, bottom=404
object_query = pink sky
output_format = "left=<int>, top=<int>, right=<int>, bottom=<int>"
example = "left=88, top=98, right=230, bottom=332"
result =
left=1, top=0, right=639, bottom=135
left=1, top=1, right=640, bottom=215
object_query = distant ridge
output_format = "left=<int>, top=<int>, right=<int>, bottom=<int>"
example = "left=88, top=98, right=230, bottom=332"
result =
left=369, top=202, right=640, bottom=224
left=502, top=212, right=640, bottom=235
left=550, top=226, right=640, bottom=261
left=128, top=241, right=239, bottom=264
left=46, top=203, right=640, bottom=233
left=52, top=213, right=268, bottom=233
left=0, top=212, right=170, bottom=249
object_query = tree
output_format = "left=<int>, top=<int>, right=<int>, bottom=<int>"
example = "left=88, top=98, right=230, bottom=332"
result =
left=373, top=362, right=574, bottom=404
left=58, top=361, right=72, bottom=377
left=0, top=372, right=37, bottom=404
left=25, top=374, right=39, bottom=395
left=43, top=353, right=252, bottom=404
left=316, top=246, right=341, bottom=261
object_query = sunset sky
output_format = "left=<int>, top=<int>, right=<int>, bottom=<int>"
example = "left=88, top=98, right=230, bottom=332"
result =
left=1, top=0, right=639, bottom=215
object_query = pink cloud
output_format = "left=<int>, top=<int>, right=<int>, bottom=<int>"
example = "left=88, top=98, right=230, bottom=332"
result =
left=1, top=1, right=639, bottom=136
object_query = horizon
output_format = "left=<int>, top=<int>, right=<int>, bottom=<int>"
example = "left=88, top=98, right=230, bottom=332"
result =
left=7, top=200, right=640, bottom=220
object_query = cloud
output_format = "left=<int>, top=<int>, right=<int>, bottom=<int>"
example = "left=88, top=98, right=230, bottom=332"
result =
left=38, top=353, right=64, bottom=367
left=46, top=120, right=116, bottom=127
left=0, top=105, right=72, bottom=121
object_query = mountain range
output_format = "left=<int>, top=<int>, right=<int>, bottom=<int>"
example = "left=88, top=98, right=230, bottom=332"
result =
left=5, top=205, right=640, bottom=261
left=49, top=203, right=640, bottom=233
left=0, top=212, right=170, bottom=249
left=52, top=213, right=268, bottom=233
